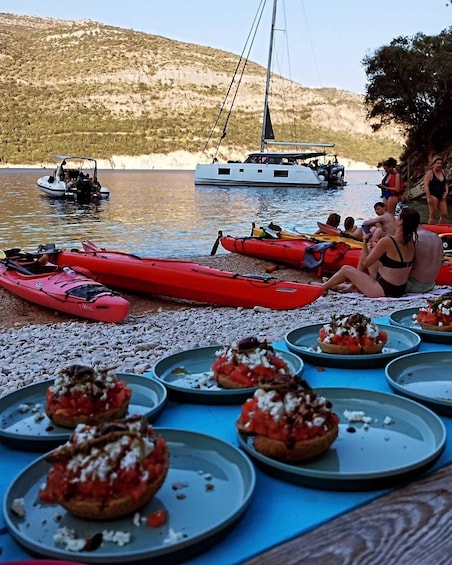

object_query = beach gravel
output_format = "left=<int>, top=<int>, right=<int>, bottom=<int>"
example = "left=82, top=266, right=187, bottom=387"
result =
left=0, top=253, right=434, bottom=397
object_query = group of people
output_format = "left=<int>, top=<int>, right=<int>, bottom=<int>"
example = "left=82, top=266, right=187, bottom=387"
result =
left=316, top=154, right=449, bottom=298
left=378, top=155, right=449, bottom=224
left=321, top=206, right=443, bottom=298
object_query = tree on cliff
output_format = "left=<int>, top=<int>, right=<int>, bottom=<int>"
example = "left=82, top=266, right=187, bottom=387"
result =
left=362, top=26, right=452, bottom=177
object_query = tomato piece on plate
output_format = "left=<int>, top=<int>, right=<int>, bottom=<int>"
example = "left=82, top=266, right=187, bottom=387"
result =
left=147, top=509, right=168, bottom=527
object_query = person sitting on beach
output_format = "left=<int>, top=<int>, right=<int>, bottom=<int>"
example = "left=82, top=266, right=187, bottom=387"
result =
left=406, top=225, right=443, bottom=293
left=314, top=213, right=341, bottom=234
left=322, top=207, right=419, bottom=298
left=362, top=202, right=396, bottom=241
left=342, top=216, right=363, bottom=240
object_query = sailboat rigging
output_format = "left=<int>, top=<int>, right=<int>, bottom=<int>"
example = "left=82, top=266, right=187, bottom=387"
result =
left=194, top=0, right=345, bottom=188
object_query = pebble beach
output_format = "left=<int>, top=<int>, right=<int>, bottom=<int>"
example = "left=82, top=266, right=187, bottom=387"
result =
left=0, top=253, right=435, bottom=398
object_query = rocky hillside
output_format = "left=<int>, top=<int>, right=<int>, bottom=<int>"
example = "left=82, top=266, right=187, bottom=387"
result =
left=0, top=13, right=403, bottom=168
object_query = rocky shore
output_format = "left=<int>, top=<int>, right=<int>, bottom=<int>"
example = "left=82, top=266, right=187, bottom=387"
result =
left=0, top=253, right=434, bottom=398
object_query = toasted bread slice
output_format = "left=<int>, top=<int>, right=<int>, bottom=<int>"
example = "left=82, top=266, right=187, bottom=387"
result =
left=216, top=373, right=252, bottom=389
left=45, top=399, right=129, bottom=429
left=54, top=451, right=169, bottom=520
left=419, top=322, right=452, bottom=332
left=240, top=422, right=338, bottom=463
left=317, top=339, right=384, bottom=355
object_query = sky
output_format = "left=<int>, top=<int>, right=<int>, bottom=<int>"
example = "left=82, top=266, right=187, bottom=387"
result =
left=2, top=0, right=451, bottom=94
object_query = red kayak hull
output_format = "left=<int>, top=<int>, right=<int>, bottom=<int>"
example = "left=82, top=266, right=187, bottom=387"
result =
left=0, top=263, right=129, bottom=323
left=220, top=235, right=361, bottom=270
left=220, top=234, right=452, bottom=285
left=51, top=249, right=323, bottom=310
left=422, top=224, right=452, bottom=234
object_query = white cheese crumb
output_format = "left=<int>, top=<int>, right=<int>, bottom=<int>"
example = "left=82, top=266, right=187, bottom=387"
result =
left=383, top=416, right=393, bottom=426
left=53, top=527, right=85, bottom=552
left=164, top=527, right=186, bottom=545
left=18, top=404, right=30, bottom=413
left=102, top=529, right=131, bottom=546
left=343, top=410, right=372, bottom=424
left=11, top=497, right=26, bottom=517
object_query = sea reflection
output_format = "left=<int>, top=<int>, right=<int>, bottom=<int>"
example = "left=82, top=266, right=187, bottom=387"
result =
left=0, top=168, right=436, bottom=258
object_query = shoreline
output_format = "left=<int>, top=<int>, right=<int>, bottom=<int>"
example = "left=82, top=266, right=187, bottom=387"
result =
left=0, top=152, right=374, bottom=171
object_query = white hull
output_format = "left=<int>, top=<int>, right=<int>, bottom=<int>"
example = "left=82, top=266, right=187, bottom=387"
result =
left=195, top=162, right=325, bottom=188
left=37, top=176, right=110, bottom=199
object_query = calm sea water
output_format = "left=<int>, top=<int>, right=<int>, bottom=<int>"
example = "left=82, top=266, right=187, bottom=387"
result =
left=0, top=169, right=436, bottom=258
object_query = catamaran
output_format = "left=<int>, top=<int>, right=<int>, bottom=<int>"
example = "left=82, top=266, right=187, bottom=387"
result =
left=194, top=0, right=345, bottom=188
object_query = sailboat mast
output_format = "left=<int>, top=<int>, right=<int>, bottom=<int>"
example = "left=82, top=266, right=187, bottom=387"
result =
left=260, top=0, right=278, bottom=152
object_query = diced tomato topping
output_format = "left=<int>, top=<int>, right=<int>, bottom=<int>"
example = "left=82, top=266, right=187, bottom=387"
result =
left=39, top=434, right=167, bottom=504
left=147, top=509, right=168, bottom=527
left=212, top=354, right=289, bottom=386
left=319, top=328, right=387, bottom=351
left=417, top=311, right=438, bottom=325
left=46, top=380, right=131, bottom=418
left=240, top=396, right=338, bottom=443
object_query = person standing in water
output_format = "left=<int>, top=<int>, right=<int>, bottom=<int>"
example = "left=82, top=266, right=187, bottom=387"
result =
left=377, top=158, right=403, bottom=215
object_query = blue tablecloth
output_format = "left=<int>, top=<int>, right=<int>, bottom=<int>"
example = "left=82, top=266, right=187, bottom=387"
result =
left=1, top=317, right=451, bottom=564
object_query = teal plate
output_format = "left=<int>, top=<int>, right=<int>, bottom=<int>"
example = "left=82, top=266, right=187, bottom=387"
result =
left=0, top=373, right=167, bottom=451
left=237, top=387, right=446, bottom=491
left=389, top=307, right=452, bottom=344
left=385, top=351, right=452, bottom=416
left=285, top=324, right=421, bottom=368
left=152, top=345, right=303, bottom=404
left=3, top=429, right=255, bottom=564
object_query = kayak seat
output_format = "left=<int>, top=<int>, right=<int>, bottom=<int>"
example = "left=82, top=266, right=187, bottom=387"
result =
left=303, top=242, right=334, bottom=270
left=303, top=241, right=351, bottom=276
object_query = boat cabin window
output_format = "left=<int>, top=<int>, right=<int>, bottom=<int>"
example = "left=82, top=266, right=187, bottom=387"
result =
left=274, top=170, right=289, bottom=178
left=218, top=168, right=230, bottom=175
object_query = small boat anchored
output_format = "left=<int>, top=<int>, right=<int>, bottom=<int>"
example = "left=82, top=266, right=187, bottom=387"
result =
left=194, top=0, right=345, bottom=188
left=37, top=155, right=110, bottom=201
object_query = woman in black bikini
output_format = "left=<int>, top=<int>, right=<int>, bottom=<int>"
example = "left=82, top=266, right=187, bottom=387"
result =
left=321, top=207, right=419, bottom=298
left=424, top=156, right=449, bottom=224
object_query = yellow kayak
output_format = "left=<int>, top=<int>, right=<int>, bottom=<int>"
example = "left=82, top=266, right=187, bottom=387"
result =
left=251, top=224, right=364, bottom=249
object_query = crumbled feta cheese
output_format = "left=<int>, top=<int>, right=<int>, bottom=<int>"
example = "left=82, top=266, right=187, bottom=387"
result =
left=383, top=416, right=393, bottom=426
left=164, top=527, right=186, bottom=545
left=102, top=529, right=131, bottom=546
left=54, top=527, right=86, bottom=552
left=133, top=512, right=142, bottom=527
left=11, top=497, right=26, bottom=517
left=343, top=410, right=372, bottom=424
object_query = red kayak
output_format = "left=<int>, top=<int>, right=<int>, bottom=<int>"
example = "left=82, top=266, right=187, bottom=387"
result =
left=0, top=250, right=130, bottom=323
left=40, top=241, right=323, bottom=310
left=220, top=234, right=360, bottom=272
left=422, top=224, right=452, bottom=234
